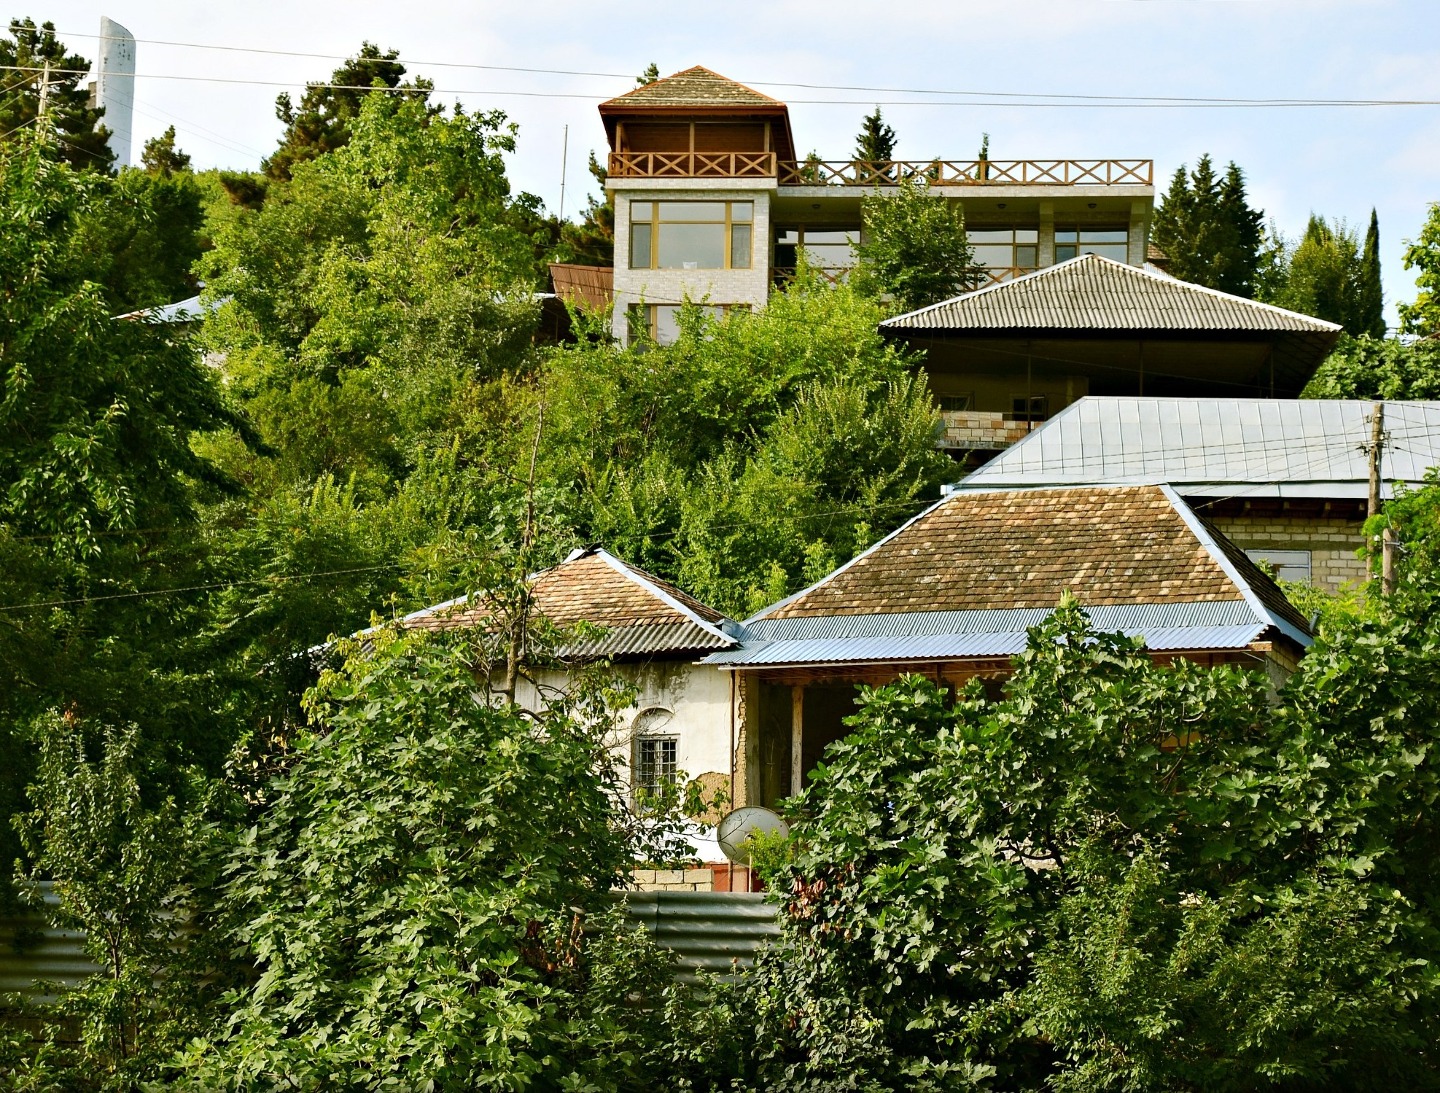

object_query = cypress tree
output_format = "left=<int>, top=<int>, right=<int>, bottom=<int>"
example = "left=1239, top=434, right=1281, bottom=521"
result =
left=1358, top=208, right=1385, bottom=337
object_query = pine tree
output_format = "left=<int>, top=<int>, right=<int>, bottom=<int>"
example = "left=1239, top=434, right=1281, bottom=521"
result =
left=263, top=43, right=426, bottom=181
left=140, top=125, right=191, bottom=177
left=636, top=63, right=660, bottom=86
left=1358, top=208, right=1385, bottom=337
left=1151, top=154, right=1265, bottom=297
left=0, top=19, right=113, bottom=170
left=854, top=107, right=897, bottom=163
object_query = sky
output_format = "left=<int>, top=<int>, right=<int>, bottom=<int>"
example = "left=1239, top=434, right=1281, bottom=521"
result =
left=26, top=0, right=1440, bottom=326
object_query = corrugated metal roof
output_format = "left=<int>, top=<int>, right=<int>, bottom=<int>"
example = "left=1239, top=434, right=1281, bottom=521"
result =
left=959, top=397, right=1440, bottom=499
left=703, top=622, right=1271, bottom=667
left=742, top=601, right=1259, bottom=642
left=556, top=621, right=733, bottom=659
left=880, top=254, right=1342, bottom=334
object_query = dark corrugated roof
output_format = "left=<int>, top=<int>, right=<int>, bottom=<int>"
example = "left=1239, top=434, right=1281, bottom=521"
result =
left=601, top=66, right=781, bottom=110
left=880, top=254, right=1342, bottom=334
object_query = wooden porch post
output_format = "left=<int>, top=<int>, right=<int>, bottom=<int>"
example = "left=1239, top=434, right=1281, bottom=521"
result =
left=790, top=685, right=805, bottom=796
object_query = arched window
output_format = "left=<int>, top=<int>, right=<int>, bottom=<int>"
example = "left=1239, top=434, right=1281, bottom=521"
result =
left=631, top=707, right=678, bottom=799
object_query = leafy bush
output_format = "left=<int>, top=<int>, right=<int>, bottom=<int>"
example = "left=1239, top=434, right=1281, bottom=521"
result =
left=742, top=597, right=1440, bottom=1090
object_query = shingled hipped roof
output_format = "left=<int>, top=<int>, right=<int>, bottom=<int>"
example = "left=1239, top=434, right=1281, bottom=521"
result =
left=703, top=484, right=1309, bottom=669
left=600, top=65, right=783, bottom=111
left=402, top=548, right=736, bottom=659
left=880, top=255, right=1342, bottom=336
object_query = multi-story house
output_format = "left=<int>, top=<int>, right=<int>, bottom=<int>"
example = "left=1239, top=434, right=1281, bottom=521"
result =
left=600, top=66, right=1157, bottom=344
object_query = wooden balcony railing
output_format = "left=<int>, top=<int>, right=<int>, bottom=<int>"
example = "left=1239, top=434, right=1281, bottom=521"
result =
left=777, top=159, right=1154, bottom=187
left=608, top=151, right=777, bottom=179
left=607, top=154, right=1153, bottom=186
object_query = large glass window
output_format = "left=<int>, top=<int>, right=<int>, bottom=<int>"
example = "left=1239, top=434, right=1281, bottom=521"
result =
left=630, top=200, right=753, bottom=270
left=774, top=227, right=861, bottom=278
left=1056, top=226, right=1129, bottom=262
left=969, top=228, right=1039, bottom=277
left=628, top=303, right=744, bottom=345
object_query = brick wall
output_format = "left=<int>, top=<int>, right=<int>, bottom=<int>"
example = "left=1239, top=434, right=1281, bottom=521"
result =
left=939, top=411, right=1036, bottom=451
left=1209, top=513, right=1367, bottom=593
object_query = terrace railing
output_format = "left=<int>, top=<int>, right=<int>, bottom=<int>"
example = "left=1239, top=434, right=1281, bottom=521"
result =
left=777, top=159, right=1154, bottom=187
left=607, top=154, right=1153, bottom=186
left=608, top=151, right=777, bottom=179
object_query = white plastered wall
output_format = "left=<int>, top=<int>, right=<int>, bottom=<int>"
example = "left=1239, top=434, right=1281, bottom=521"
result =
left=515, top=658, right=736, bottom=795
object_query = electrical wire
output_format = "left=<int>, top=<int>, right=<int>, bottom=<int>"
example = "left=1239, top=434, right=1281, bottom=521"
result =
left=39, top=31, right=1440, bottom=110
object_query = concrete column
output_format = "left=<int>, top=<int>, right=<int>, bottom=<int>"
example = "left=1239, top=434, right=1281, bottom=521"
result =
left=95, top=17, right=136, bottom=168
left=790, top=685, right=805, bottom=796
left=1038, top=200, right=1056, bottom=268
left=1129, top=198, right=1150, bottom=266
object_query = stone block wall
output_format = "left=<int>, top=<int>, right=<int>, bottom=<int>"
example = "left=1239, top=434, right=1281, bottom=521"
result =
left=630, top=867, right=715, bottom=893
left=939, top=411, right=1036, bottom=451
left=1208, top=512, right=1367, bottom=593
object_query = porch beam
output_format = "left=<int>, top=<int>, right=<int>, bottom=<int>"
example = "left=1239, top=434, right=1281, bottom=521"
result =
left=790, top=685, right=805, bottom=796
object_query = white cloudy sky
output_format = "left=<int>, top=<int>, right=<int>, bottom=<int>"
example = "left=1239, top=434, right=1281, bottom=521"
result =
left=32, top=0, right=1440, bottom=325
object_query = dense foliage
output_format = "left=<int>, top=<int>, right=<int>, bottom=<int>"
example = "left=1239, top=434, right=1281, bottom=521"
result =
left=1400, top=201, right=1440, bottom=336
left=1151, top=155, right=1265, bottom=296
left=745, top=579, right=1440, bottom=1090
left=853, top=179, right=985, bottom=313
left=0, top=20, right=112, bottom=170
left=1303, top=332, right=1440, bottom=399
left=1261, top=212, right=1386, bottom=336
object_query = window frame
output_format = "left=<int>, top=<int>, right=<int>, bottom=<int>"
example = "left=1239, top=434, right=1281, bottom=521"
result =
left=629, top=200, right=754, bottom=271
left=1055, top=225, right=1130, bottom=263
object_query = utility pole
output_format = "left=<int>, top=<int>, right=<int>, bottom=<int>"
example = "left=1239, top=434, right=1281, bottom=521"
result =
left=36, top=57, right=50, bottom=118
left=1367, top=401, right=1397, bottom=594
left=558, top=124, right=569, bottom=221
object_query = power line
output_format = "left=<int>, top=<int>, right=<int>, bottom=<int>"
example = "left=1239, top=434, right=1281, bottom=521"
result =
left=2, top=64, right=1438, bottom=110
left=0, top=562, right=405, bottom=615
left=43, top=31, right=1440, bottom=109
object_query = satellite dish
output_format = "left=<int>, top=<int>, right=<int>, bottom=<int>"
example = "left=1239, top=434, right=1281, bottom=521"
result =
left=716, top=806, right=789, bottom=864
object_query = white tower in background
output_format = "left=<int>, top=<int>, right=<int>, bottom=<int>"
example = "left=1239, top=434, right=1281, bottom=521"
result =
left=94, top=16, right=135, bottom=168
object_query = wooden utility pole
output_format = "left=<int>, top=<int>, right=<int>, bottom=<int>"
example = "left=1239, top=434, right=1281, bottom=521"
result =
left=1367, top=401, right=1397, bottom=594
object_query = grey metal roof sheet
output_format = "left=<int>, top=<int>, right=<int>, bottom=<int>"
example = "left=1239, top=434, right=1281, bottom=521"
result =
left=556, top=621, right=733, bottom=659
left=880, top=254, right=1342, bottom=333
left=741, top=601, right=1259, bottom=641
left=702, top=623, right=1270, bottom=667
left=958, top=397, right=1440, bottom=499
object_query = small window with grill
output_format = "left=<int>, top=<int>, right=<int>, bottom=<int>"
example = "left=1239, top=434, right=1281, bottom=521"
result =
left=635, top=736, right=679, bottom=800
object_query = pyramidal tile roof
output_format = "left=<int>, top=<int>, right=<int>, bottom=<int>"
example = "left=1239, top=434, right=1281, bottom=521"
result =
left=600, top=66, right=781, bottom=110
left=702, top=484, right=1309, bottom=669
left=402, top=548, right=735, bottom=657
left=880, top=254, right=1343, bottom=334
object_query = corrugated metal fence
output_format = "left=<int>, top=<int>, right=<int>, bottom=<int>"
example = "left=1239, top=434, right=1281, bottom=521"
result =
left=0, top=888, right=779, bottom=1000
left=622, top=891, right=781, bottom=983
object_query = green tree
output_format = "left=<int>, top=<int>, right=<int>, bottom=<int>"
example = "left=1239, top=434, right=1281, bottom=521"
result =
left=744, top=596, right=1440, bottom=1088
left=1303, top=332, right=1440, bottom=399
left=140, top=124, right=191, bottom=177
left=1151, top=155, right=1266, bottom=296
left=1264, top=215, right=1373, bottom=333
left=262, top=42, right=426, bottom=182
left=0, top=129, right=250, bottom=886
left=636, top=62, right=660, bottom=86
left=75, top=166, right=206, bottom=311
left=1359, top=207, right=1386, bottom=336
left=170, top=625, right=706, bottom=1090
left=7, top=714, right=222, bottom=1089
left=0, top=19, right=113, bottom=170
left=853, top=178, right=984, bottom=312
left=1400, top=201, right=1440, bottom=336
left=854, top=106, right=897, bottom=162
